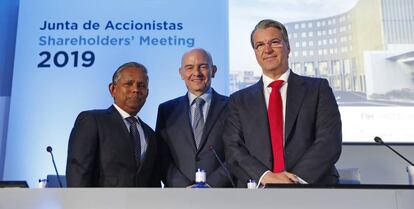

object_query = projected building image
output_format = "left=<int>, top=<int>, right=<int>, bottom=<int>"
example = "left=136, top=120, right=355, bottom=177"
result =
left=230, top=0, right=414, bottom=106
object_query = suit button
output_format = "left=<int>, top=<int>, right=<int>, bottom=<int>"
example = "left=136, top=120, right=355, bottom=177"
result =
left=196, top=157, right=200, bottom=162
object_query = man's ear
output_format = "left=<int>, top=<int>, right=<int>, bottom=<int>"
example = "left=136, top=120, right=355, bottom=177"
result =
left=211, top=65, right=217, bottom=78
left=109, top=83, right=115, bottom=97
left=179, top=67, right=185, bottom=80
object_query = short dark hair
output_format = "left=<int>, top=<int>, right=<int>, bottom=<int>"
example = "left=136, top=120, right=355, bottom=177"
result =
left=112, top=62, right=148, bottom=84
left=250, top=19, right=290, bottom=50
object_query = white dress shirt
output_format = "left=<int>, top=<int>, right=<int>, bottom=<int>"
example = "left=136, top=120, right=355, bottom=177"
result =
left=258, top=69, right=296, bottom=187
left=188, top=88, right=213, bottom=124
left=113, top=104, right=147, bottom=161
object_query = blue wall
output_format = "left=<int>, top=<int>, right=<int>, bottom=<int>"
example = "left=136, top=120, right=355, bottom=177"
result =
left=0, top=0, right=19, bottom=179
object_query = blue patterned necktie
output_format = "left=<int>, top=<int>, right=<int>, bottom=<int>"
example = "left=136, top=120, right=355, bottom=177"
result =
left=192, top=97, right=205, bottom=149
left=126, top=116, right=141, bottom=163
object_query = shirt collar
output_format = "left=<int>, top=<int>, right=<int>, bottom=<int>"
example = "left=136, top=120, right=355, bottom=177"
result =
left=263, top=69, right=291, bottom=88
left=188, top=88, right=212, bottom=105
left=113, top=104, right=140, bottom=123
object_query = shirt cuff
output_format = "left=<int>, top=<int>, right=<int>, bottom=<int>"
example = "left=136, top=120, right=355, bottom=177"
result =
left=257, top=170, right=271, bottom=188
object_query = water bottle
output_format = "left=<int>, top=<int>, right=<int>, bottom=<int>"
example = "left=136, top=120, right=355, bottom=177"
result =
left=247, top=179, right=257, bottom=189
left=191, top=168, right=209, bottom=188
left=38, top=179, right=48, bottom=188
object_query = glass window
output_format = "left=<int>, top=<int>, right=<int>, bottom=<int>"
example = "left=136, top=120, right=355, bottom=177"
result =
left=293, top=62, right=302, bottom=73
left=319, top=61, right=329, bottom=75
left=294, top=51, right=299, bottom=57
left=301, top=32, right=307, bottom=38
left=304, top=62, right=315, bottom=76
left=332, top=60, right=341, bottom=75
left=344, top=59, right=351, bottom=74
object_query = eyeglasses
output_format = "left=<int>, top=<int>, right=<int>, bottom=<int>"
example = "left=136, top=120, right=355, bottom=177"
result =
left=254, top=39, right=285, bottom=51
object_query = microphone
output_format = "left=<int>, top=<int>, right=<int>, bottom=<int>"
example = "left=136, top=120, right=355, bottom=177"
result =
left=209, top=145, right=236, bottom=188
left=46, top=146, right=63, bottom=187
left=374, top=136, right=414, bottom=166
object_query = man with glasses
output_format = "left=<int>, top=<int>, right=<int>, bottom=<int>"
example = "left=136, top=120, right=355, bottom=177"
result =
left=223, top=19, right=342, bottom=187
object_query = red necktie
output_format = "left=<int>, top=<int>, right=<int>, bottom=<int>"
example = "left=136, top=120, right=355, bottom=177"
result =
left=268, top=80, right=285, bottom=172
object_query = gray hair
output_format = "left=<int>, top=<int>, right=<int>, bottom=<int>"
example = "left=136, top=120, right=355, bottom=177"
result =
left=250, top=19, right=290, bottom=50
left=112, top=62, right=148, bottom=84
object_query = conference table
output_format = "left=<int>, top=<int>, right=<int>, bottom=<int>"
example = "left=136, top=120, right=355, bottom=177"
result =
left=0, top=185, right=413, bottom=209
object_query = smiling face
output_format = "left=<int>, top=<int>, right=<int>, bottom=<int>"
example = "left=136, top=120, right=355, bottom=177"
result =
left=109, top=66, right=149, bottom=116
left=179, top=49, right=217, bottom=96
left=252, top=27, right=290, bottom=79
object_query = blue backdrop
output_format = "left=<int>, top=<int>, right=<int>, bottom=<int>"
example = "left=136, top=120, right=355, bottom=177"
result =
left=3, top=0, right=229, bottom=187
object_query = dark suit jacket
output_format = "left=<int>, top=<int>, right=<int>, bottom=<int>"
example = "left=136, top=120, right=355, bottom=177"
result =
left=223, top=72, right=342, bottom=187
left=156, top=90, right=232, bottom=187
left=66, top=105, right=160, bottom=187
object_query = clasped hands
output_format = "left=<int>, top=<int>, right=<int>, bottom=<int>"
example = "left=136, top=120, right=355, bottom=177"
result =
left=261, top=171, right=299, bottom=185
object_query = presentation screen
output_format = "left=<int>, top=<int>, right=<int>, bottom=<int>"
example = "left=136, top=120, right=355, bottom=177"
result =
left=228, top=0, right=414, bottom=143
left=4, top=0, right=228, bottom=187
left=3, top=0, right=414, bottom=187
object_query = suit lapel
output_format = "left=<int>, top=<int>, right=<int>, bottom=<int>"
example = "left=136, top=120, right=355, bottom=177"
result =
left=176, top=95, right=198, bottom=151
left=137, top=119, right=152, bottom=172
left=108, top=105, right=132, bottom=145
left=109, top=105, right=142, bottom=169
left=285, top=72, right=307, bottom=144
left=250, top=79, right=272, bottom=152
left=197, top=90, right=226, bottom=151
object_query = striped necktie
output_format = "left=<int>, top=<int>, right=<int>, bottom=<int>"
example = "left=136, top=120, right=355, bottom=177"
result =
left=126, top=116, right=141, bottom=163
left=192, top=97, right=205, bottom=148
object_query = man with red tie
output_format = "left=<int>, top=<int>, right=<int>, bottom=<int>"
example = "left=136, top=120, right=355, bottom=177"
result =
left=223, top=19, right=342, bottom=187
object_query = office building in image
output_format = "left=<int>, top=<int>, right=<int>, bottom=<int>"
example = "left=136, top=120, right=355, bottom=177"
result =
left=231, top=0, right=414, bottom=106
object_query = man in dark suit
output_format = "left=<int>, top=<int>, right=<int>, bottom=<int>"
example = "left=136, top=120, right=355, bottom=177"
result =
left=223, top=19, right=342, bottom=187
left=156, top=48, right=232, bottom=187
left=66, top=62, right=160, bottom=187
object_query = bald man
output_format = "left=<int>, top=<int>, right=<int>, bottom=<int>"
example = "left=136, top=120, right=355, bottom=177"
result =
left=155, top=48, right=232, bottom=187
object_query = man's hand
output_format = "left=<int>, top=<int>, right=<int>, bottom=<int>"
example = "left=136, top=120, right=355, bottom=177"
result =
left=261, top=171, right=299, bottom=185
